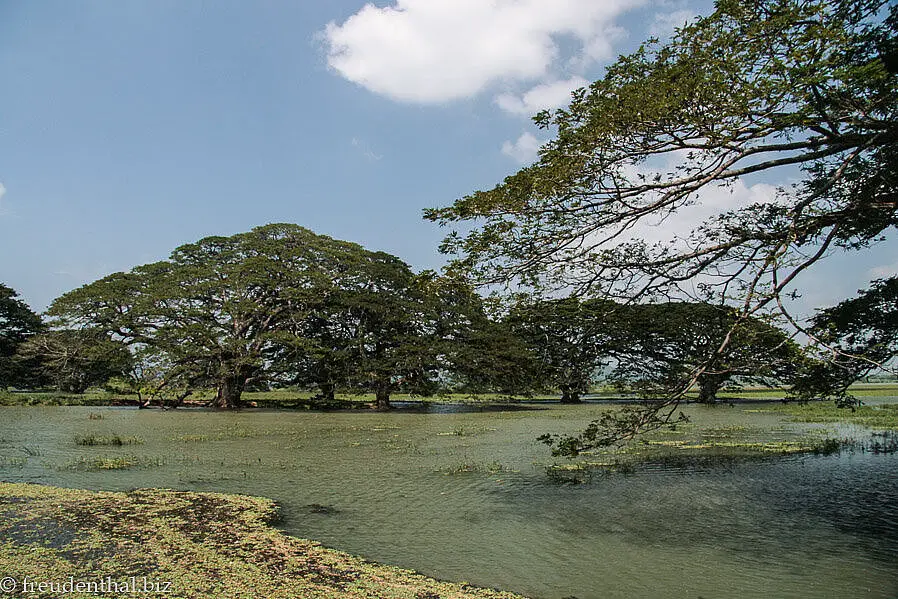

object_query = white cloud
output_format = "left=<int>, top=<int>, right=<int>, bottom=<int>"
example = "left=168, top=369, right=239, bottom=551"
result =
left=501, top=131, right=542, bottom=164
left=648, top=9, right=695, bottom=39
left=0, top=182, right=7, bottom=216
left=495, top=76, right=589, bottom=115
left=632, top=179, right=779, bottom=245
left=322, top=0, right=644, bottom=103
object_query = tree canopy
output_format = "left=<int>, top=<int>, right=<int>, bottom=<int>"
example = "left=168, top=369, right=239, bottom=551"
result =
left=0, top=283, right=43, bottom=389
left=427, top=0, right=898, bottom=445
left=47, top=224, right=485, bottom=409
left=428, top=0, right=896, bottom=306
left=505, top=297, right=620, bottom=403
left=614, top=302, right=801, bottom=403
left=16, top=329, right=134, bottom=394
left=48, top=224, right=370, bottom=407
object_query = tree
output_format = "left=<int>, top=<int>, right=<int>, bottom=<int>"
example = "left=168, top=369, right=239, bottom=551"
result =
left=444, top=313, right=540, bottom=396
left=286, top=249, right=439, bottom=409
left=16, top=329, right=133, bottom=393
left=48, top=224, right=355, bottom=408
left=426, top=0, right=897, bottom=449
left=611, top=302, right=801, bottom=403
left=298, top=256, right=477, bottom=410
left=791, top=278, right=898, bottom=406
left=505, top=297, right=620, bottom=403
left=0, top=283, right=43, bottom=389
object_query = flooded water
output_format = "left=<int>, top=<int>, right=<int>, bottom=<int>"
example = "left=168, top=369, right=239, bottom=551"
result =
left=1, top=403, right=897, bottom=599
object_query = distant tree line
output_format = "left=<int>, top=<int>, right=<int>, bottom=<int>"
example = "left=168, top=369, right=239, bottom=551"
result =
left=2, top=223, right=842, bottom=414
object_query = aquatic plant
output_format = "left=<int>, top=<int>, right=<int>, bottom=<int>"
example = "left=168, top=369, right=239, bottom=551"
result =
left=0, top=482, right=526, bottom=599
left=74, top=434, right=143, bottom=446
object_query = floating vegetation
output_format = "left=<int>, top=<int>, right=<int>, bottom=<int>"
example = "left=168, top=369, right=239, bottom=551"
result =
left=170, top=433, right=211, bottom=443
left=304, top=503, right=341, bottom=515
left=60, top=455, right=165, bottom=471
left=437, top=425, right=497, bottom=437
left=0, top=483, right=525, bottom=599
left=748, top=402, right=898, bottom=430
left=867, top=431, right=898, bottom=454
left=439, top=460, right=514, bottom=475
left=75, top=434, right=143, bottom=447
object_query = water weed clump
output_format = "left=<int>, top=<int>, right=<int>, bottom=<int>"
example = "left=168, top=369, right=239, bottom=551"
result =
left=74, top=434, right=143, bottom=447
left=749, top=401, right=898, bottom=430
left=62, top=455, right=141, bottom=471
left=439, top=460, right=514, bottom=475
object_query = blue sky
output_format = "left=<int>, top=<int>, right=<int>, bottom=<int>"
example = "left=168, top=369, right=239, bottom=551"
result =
left=1, top=0, right=894, bottom=315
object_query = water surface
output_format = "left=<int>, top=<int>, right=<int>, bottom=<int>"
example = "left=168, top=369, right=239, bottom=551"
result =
left=1, top=403, right=896, bottom=599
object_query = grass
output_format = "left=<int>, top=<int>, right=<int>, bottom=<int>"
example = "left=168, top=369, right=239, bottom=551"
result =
left=74, top=434, right=144, bottom=446
left=3, top=382, right=896, bottom=409
left=60, top=455, right=146, bottom=471
left=0, top=482, right=527, bottom=599
left=438, top=460, right=515, bottom=475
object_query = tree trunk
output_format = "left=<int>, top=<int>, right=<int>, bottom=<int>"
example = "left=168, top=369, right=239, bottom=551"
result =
left=213, top=375, right=244, bottom=409
left=375, top=387, right=391, bottom=411
left=318, top=381, right=336, bottom=402
left=697, top=375, right=724, bottom=404
left=560, top=385, right=582, bottom=404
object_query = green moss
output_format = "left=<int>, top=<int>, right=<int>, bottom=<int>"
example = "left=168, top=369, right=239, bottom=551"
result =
left=0, top=482, right=527, bottom=599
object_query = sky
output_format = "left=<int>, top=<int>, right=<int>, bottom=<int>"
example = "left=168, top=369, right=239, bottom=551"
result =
left=1, top=0, right=895, bottom=316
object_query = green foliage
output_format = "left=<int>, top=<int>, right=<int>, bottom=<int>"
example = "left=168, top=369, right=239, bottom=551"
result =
left=614, top=302, right=802, bottom=402
left=47, top=224, right=487, bottom=410
left=15, top=329, right=133, bottom=394
left=427, top=0, right=897, bottom=446
left=0, top=283, right=43, bottom=388
left=535, top=301, right=802, bottom=455
left=792, top=277, right=898, bottom=405
left=505, top=297, right=619, bottom=402
left=428, top=0, right=897, bottom=303
left=48, top=224, right=372, bottom=407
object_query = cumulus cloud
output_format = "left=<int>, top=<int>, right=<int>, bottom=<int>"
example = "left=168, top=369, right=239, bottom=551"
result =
left=322, top=0, right=644, bottom=103
left=495, top=76, right=589, bottom=116
left=501, top=132, right=542, bottom=164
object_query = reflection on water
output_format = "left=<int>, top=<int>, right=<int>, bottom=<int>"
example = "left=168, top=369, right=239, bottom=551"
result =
left=0, top=403, right=896, bottom=599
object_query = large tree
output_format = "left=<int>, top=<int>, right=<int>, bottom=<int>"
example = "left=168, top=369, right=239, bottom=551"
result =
left=286, top=251, right=453, bottom=410
left=0, top=283, right=43, bottom=389
left=427, top=0, right=897, bottom=448
left=611, top=302, right=802, bottom=404
left=48, top=224, right=356, bottom=408
left=505, top=297, right=620, bottom=403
